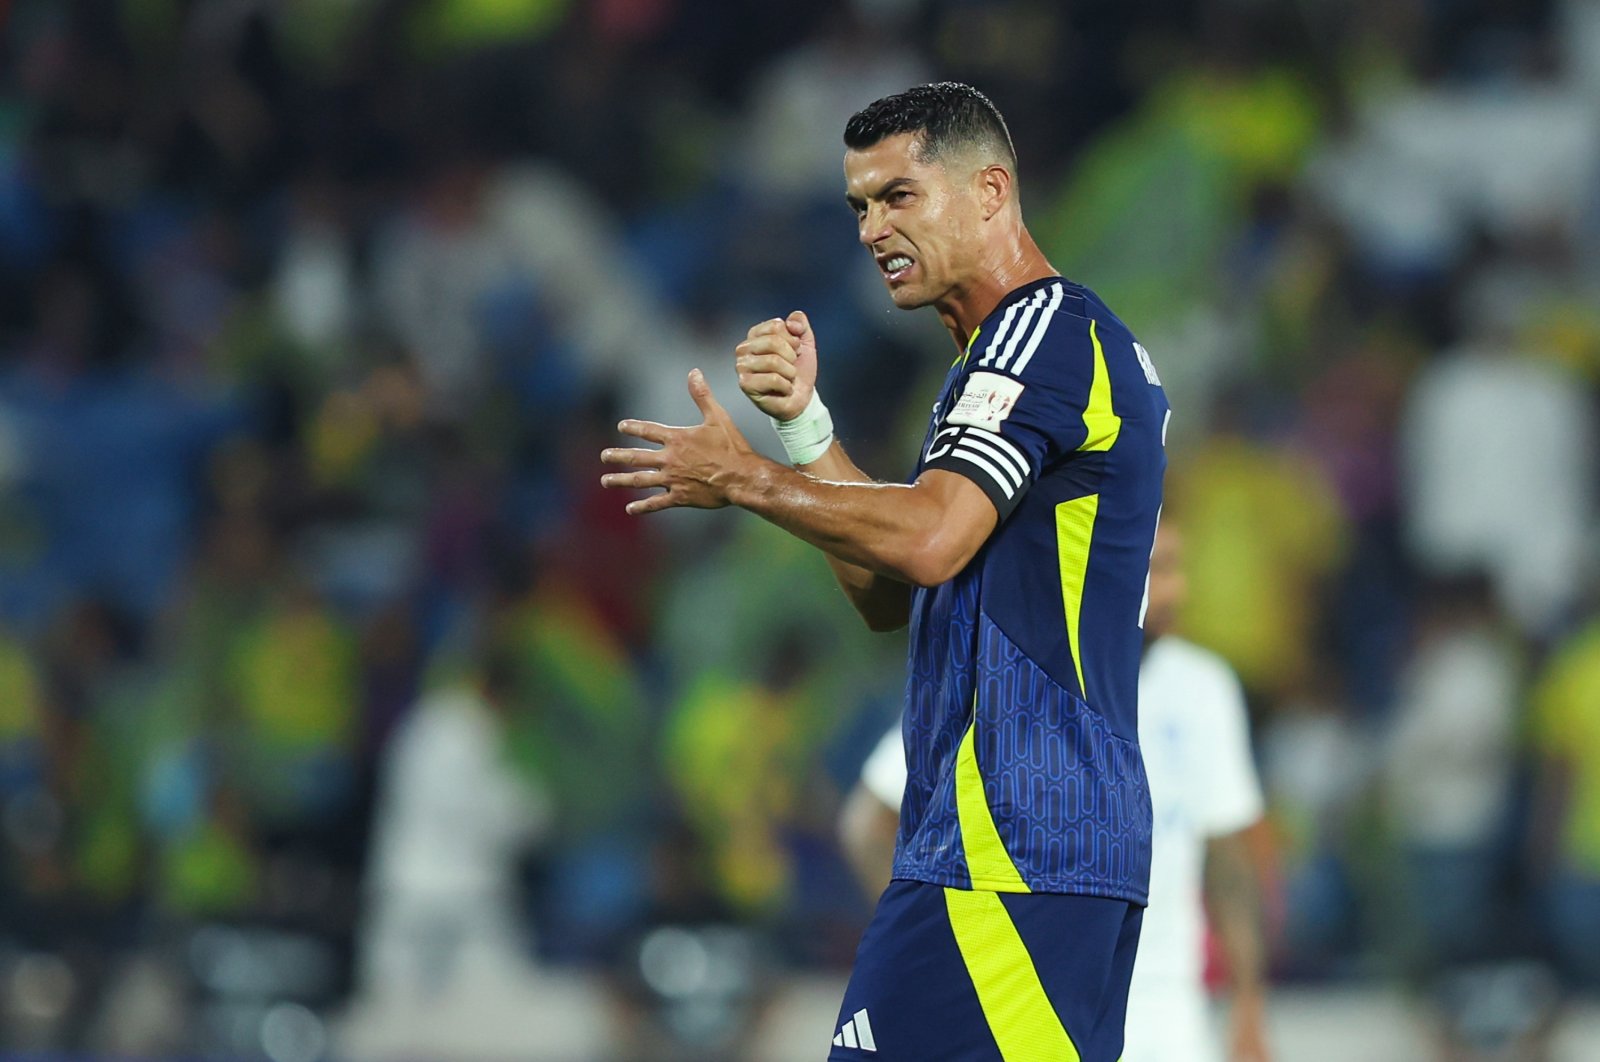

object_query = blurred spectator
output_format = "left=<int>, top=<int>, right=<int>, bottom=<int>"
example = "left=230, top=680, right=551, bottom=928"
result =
left=662, top=637, right=819, bottom=920
left=493, top=578, right=655, bottom=959
left=370, top=159, right=516, bottom=411
left=1168, top=420, right=1347, bottom=704
left=360, top=651, right=550, bottom=1000
left=1400, top=335, right=1596, bottom=637
left=0, top=620, right=55, bottom=924
left=1310, top=34, right=1597, bottom=277
left=1528, top=614, right=1600, bottom=988
left=1382, top=575, right=1521, bottom=973
left=224, top=581, right=359, bottom=835
left=737, top=3, right=926, bottom=203
left=1258, top=662, right=1373, bottom=976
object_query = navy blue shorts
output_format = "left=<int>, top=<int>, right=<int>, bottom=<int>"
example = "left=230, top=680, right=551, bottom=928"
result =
left=829, top=880, right=1143, bottom=1061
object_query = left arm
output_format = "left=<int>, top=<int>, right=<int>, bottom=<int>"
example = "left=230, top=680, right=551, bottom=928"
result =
left=1195, top=656, right=1275, bottom=1062
left=600, top=370, right=996, bottom=588
left=839, top=782, right=900, bottom=900
left=1204, top=826, right=1273, bottom=1062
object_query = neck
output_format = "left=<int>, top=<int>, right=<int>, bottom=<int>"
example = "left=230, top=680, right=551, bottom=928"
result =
left=936, top=227, right=1057, bottom=352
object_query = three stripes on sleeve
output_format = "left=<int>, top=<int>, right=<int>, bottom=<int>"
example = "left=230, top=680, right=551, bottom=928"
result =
left=924, top=281, right=1070, bottom=517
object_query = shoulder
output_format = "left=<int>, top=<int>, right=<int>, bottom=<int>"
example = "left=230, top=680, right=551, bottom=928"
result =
left=1072, top=284, right=1164, bottom=385
left=970, top=280, right=1159, bottom=386
left=968, top=279, right=1093, bottom=380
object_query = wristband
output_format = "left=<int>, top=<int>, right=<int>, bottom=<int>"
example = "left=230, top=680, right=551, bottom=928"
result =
left=771, top=390, right=834, bottom=465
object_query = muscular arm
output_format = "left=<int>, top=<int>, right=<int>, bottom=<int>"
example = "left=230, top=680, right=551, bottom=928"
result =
left=784, top=441, right=979, bottom=630
left=793, top=439, right=912, bottom=631
left=601, top=362, right=998, bottom=616
left=608, top=419, right=994, bottom=589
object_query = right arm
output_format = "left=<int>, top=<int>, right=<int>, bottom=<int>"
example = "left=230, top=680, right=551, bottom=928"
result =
left=737, top=312, right=913, bottom=632
left=796, top=441, right=912, bottom=631
left=839, top=726, right=908, bottom=899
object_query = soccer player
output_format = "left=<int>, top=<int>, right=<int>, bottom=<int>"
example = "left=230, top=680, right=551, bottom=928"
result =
left=842, top=523, right=1274, bottom=1062
left=601, top=82, right=1168, bottom=1061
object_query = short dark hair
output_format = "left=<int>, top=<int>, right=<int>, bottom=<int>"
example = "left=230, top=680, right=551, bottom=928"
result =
left=843, top=82, right=1017, bottom=172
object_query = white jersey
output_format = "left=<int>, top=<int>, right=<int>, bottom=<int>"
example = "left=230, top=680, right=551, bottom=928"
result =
left=858, top=634, right=1264, bottom=1061
left=1121, top=635, right=1264, bottom=1062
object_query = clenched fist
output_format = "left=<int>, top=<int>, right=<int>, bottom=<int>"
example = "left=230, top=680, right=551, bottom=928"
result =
left=735, top=310, right=819, bottom=422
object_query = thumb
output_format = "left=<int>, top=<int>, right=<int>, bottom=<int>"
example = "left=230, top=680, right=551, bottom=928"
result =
left=688, top=368, right=727, bottom=422
left=786, top=309, right=810, bottom=336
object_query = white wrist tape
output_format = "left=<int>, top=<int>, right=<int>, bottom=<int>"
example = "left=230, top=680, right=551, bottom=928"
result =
left=771, top=390, right=834, bottom=465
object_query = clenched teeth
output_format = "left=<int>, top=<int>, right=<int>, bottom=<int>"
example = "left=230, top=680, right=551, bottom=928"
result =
left=885, top=256, right=912, bottom=272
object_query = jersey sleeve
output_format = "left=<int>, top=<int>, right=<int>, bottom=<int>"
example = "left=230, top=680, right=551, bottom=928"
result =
left=1194, top=657, right=1267, bottom=837
left=922, top=304, right=1100, bottom=520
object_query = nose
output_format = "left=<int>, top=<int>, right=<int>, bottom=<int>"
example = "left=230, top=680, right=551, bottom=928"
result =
left=858, top=206, right=891, bottom=248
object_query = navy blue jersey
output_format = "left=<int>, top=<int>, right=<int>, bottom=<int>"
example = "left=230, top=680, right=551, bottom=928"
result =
left=893, top=277, right=1168, bottom=903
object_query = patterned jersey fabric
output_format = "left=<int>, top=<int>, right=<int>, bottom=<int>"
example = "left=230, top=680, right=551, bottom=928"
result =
left=893, top=276, right=1169, bottom=903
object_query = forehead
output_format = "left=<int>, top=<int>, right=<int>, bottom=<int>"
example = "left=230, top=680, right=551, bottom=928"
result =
left=843, top=132, right=943, bottom=194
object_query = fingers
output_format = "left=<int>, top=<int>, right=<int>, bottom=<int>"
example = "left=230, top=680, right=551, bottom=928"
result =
left=600, top=446, right=663, bottom=468
left=600, top=470, right=667, bottom=490
left=626, top=490, right=682, bottom=516
left=746, top=314, right=811, bottom=340
left=735, top=351, right=798, bottom=381
left=736, top=333, right=798, bottom=366
left=599, top=447, right=674, bottom=515
left=687, top=368, right=727, bottom=422
left=746, top=318, right=788, bottom=340
left=615, top=419, right=671, bottom=445
left=739, top=372, right=794, bottom=399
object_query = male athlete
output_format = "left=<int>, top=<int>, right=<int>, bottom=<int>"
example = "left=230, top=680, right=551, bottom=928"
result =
left=600, top=83, right=1168, bottom=1061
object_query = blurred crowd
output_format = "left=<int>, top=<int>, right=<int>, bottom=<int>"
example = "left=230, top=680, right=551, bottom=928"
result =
left=4, top=0, right=1600, bottom=1057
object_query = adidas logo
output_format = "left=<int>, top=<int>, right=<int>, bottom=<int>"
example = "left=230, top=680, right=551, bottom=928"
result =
left=832, top=1008, right=877, bottom=1052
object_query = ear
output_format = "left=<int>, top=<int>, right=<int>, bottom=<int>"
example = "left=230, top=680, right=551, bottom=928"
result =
left=976, top=164, right=1013, bottom=221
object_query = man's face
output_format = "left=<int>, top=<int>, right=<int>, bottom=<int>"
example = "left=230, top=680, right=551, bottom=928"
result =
left=1143, top=524, right=1187, bottom=640
left=844, top=132, right=986, bottom=310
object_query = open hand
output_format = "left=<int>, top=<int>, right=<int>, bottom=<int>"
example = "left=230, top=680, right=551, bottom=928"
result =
left=600, top=370, right=759, bottom=515
left=735, top=310, right=818, bottom=422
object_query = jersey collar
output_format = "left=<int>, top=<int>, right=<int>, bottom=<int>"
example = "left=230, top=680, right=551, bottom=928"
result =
left=963, top=275, right=1068, bottom=361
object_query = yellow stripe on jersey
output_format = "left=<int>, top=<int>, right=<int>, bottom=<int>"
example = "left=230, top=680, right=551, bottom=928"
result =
left=1056, top=493, right=1101, bottom=698
left=1081, top=319, right=1121, bottom=452
left=955, top=714, right=1030, bottom=892
left=945, top=887, right=1082, bottom=1062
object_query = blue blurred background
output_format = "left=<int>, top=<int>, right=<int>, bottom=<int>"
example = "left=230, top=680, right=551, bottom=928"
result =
left=4, top=0, right=1600, bottom=1058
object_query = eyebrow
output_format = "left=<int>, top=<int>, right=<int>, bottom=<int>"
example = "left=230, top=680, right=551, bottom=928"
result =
left=845, top=176, right=917, bottom=211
